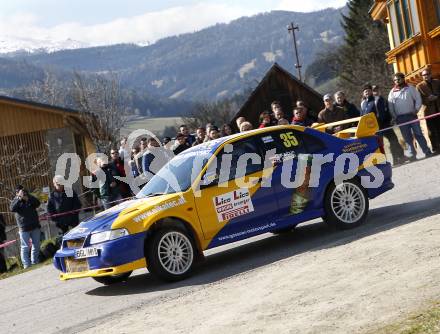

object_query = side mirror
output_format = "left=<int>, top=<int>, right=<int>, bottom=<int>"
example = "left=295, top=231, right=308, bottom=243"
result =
left=200, top=172, right=219, bottom=189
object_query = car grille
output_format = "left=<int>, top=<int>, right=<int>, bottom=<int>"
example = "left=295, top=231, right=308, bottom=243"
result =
left=66, top=238, right=85, bottom=249
left=65, top=257, right=89, bottom=273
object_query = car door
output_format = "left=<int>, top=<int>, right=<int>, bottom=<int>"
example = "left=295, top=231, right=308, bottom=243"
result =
left=194, top=136, right=278, bottom=246
left=260, top=129, right=327, bottom=226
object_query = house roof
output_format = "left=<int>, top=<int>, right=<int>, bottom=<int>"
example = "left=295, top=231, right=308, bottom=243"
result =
left=0, top=95, right=79, bottom=116
left=232, top=62, right=323, bottom=129
left=0, top=95, right=94, bottom=138
left=239, top=62, right=323, bottom=111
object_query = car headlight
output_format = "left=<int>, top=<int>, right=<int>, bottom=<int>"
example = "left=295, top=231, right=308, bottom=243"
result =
left=89, top=228, right=129, bottom=245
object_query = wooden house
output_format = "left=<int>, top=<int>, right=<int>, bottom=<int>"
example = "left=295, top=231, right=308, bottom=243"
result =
left=0, top=96, right=95, bottom=224
left=371, top=0, right=440, bottom=82
left=232, top=63, right=323, bottom=130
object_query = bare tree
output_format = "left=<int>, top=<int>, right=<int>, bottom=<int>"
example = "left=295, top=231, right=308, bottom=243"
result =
left=0, top=145, right=50, bottom=206
left=15, top=70, right=69, bottom=107
left=183, top=98, right=241, bottom=130
left=72, top=72, right=129, bottom=153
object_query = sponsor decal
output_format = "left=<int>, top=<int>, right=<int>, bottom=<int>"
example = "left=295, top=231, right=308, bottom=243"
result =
left=133, top=197, right=186, bottom=223
left=95, top=200, right=135, bottom=217
left=289, top=155, right=313, bottom=215
left=262, top=135, right=274, bottom=143
left=342, top=142, right=368, bottom=154
left=217, top=222, right=277, bottom=241
left=65, top=226, right=88, bottom=236
left=271, top=150, right=297, bottom=163
left=366, top=118, right=376, bottom=128
left=213, top=188, right=254, bottom=222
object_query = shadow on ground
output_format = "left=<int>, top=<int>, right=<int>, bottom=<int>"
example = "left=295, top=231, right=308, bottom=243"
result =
left=86, top=197, right=440, bottom=297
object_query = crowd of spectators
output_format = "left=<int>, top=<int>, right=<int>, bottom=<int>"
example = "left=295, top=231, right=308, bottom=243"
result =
left=252, top=70, right=439, bottom=165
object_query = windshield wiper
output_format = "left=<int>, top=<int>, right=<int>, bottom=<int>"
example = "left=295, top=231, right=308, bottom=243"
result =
left=146, top=192, right=166, bottom=197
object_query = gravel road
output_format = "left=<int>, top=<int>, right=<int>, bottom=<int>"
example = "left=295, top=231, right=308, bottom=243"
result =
left=1, top=156, right=440, bottom=334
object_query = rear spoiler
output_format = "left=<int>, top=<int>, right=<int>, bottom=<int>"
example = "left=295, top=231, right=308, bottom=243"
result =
left=311, top=113, right=379, bottom=138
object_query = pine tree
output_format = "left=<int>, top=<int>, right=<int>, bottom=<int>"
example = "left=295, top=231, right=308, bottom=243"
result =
left=337, top=1, right=393, bottom=102
left=306, top=0, right=393, bottom=103
left=341, top=0, right=374, bottom=47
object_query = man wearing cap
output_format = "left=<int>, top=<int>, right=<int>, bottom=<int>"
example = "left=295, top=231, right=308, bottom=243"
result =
left=47, top=175, right=82, bottom=234
left=417, top=68, right=440, bottom=155
left=388, top=72, right=433, bottom=161
left=10, top=185, right=41, bottom=269
left=317, top=94, right=347, bottom=133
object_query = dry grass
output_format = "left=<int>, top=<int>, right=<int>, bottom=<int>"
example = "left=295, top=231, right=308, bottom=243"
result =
left=367, top=302, right=440, bottom=334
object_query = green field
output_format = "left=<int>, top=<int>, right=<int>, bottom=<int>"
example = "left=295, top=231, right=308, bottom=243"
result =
left=122, top=116, right=186, bottom=138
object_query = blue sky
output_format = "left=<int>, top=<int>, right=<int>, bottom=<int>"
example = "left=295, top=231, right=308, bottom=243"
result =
left=0, top=0, right=347, bottom=46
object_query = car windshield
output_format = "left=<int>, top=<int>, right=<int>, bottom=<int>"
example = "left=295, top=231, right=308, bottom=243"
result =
left=136, top=151, right=211, bottom=198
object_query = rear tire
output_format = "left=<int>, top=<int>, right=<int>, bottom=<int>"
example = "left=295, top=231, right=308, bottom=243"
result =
left=146, top=228, right=195, bottom=282
left=323, top=179, right=369, bottom=229
left=92, top=271, right=132, bottom=285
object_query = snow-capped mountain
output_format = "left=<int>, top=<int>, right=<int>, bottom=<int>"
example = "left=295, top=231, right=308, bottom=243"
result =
left=0, top=35, right=90, bottom=54
left=1, top=9, right=345, bottom=101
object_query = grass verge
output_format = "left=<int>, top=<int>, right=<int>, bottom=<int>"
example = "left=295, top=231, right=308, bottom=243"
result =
left=370, top=302, right=440, bottom=334
left=0, top=257, right=53, bottom=280
left=0, top=236, right=59, bottom=280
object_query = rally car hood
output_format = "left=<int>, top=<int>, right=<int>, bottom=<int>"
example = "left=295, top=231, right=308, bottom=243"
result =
left=64, top=194, right=181, bottom=238
left=63, top=199, right=137, bottom=238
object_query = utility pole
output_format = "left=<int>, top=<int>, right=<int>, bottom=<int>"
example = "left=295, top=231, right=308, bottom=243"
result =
left=287, top=22, right=302, bottom=82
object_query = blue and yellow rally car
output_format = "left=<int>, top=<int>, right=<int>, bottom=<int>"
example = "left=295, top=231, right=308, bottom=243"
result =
left=54, top=114, right=393, bottom=284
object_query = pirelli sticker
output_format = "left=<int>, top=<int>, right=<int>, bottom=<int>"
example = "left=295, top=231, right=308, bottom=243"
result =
left=213, top=189, right=255, bottom=222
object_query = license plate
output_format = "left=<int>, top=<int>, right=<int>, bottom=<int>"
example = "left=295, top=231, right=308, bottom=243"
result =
left=74, top=247, right=99, bottom=259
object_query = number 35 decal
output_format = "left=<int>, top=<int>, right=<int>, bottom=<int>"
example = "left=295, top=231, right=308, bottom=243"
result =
left=280, top=132, right=299, bottom=148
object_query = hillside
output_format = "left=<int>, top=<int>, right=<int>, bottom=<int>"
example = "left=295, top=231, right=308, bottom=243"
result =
left=1, top=9, right=345, bottom=103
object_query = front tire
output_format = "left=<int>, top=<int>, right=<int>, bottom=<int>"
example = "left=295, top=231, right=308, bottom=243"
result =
left=323, top=179, right=369, bottom=229
left=147, top=228, right=195, bottom=282
left=92, top=271, right=132, bottom=285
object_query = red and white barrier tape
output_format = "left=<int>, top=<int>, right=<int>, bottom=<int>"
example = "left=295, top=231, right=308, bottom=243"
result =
left=39, top=196, right=135, bottom=221
left=1, top=196, right=135, bottom=234
left=0, top=239, right=16, bottom=249
left=376, top=111, right=440, bottom=134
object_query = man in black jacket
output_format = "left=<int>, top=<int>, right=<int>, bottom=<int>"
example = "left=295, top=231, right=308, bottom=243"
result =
left=92, top=157, right=121, bottom=210
left=10, top=185, right=41, bottom=269
left=47, top=175, right=82, bottom=234
left=361, top=84, right=407, bottom=165
left=172, top=133, right=191, bottom=155
left=335, top=91, right=360, bottom=119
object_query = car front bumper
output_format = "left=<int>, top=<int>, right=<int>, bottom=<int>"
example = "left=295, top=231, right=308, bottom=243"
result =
left=53, top=232, right=146, bottom=280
